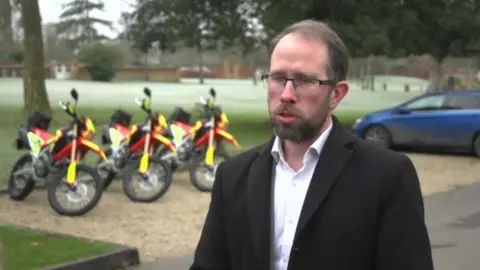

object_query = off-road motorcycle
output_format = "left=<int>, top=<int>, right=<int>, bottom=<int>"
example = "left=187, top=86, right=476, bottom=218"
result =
left=9, top=89, right=106, bottom=216
left=97, top=87, right=175, bottom=202
left=161, top=88, right=241, bottom=192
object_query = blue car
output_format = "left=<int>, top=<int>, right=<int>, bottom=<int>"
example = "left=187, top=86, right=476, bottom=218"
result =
left=351, top=90, right=480, bottom=156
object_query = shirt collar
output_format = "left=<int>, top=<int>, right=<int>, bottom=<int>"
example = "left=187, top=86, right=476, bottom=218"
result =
left=271, top=121, right=333, bottom=163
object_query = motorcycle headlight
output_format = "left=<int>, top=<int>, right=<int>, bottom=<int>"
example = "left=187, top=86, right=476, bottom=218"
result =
left=218, top=122, right=228, bottom=130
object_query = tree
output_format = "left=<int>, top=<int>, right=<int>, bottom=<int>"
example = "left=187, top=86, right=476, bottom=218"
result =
left=125, top=0, right=177, bottom=61
left=56, top=0, right=113, bottom=50
left=19, top=0, right=50, bottom=112
left=251, top=0, right=401, bottom=56
left=123, top=0, right=178, bottom=79
left=0, top=0, right=14, bottom=59
left=201, top=0, right=400, bottom=86
left=389, top=0, right=480, bottom=91
left=129, top=0, right=232, bottom=84
left=209, top=1, right=267, bottom=85
left=252, top=0, right=480, bottom=91
left=0, top=0, right=13, bottom=44
left=173, top=0, right=219, bottom=84
left=43, top=23, right=75, bottom=61
left=77, top=42, right=119, bottom=81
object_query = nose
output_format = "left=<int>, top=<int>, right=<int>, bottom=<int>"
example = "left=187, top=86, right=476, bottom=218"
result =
left=279, top=81, right=297, bottom=103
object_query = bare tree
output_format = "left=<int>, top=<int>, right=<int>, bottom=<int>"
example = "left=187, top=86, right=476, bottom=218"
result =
left=20, top=0, right=50, bottom=111
left=0, top=0, right=13, bottom=56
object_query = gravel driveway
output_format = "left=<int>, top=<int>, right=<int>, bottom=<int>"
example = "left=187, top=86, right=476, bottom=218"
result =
left=0, top=153, right=479, bottom=263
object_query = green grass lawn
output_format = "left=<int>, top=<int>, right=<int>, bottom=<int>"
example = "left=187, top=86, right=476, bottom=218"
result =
left=0, top=106, right=369, bottom=189
left=0, top=225, right=120, bottom=270
left=0, top=77, right=422, bottom=114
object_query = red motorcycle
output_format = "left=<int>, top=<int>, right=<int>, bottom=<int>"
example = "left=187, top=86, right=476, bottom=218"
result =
left=97, top=88, right=175, bottom=202
left=160, top=88, right=241, bottom=192
left=9, top=89, right=105, bottom=216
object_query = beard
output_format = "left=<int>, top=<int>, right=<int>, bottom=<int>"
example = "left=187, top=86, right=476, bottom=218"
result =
left=269, top=97, right=331, bottom=143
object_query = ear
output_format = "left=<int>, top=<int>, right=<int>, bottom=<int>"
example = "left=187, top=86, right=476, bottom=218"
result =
left=329, top=81, right=349, bottom=110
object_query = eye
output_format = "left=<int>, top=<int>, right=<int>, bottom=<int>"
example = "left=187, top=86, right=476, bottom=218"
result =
left=270, top=75, right=287, bottom=84
left=296, top=78, right=318, bottom=86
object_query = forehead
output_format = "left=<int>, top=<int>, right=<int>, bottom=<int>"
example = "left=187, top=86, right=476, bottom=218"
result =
left=270, top=33, right=329, bottom=77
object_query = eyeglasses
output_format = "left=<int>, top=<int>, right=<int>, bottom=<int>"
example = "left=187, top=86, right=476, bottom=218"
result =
left=261, top=74, right=335, bottom=93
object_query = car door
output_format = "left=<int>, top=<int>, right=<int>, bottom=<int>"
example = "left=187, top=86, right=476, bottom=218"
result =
left=385, top=94, right=448, bottom=146
left=434, top=94, right=480, bottom=148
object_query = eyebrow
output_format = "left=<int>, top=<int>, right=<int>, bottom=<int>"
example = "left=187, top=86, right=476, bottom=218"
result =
left=269, top=70, right=319, bottom=79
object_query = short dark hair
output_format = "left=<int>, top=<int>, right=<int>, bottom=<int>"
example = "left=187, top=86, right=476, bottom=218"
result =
left=269, top=20, right=350, bottom=82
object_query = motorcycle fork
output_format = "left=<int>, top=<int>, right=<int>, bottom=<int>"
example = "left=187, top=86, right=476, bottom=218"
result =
left=139, top=119, right=152, bottom=174
left=205, top=116, right=216, bottom=167
left=66, top=123, right=78, bottom=185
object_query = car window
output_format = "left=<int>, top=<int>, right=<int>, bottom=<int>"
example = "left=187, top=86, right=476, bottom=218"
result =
left=405, top=95, right=446, bottom=111
left=443, top=95, right=480, bottom=110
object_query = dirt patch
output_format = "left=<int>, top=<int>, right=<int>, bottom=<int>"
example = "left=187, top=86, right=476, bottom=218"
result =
left=407, top=153, right=480, bottom=195
left=0, top=153, right=479, bottom=262
left=0, top=172, right=211, bottom=263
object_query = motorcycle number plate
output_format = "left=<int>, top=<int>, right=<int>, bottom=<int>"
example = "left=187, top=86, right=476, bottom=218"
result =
left=109, top=128, right=125, bottom=150
left=27, top=132, right=43, bottom=156
left=170, top=125, right=186, bottom=147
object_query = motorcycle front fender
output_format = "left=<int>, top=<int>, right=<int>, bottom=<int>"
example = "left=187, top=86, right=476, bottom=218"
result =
left=79, top=137, right=107, bottom=160
left=152, top=132, right=177, bottom=153
left=215, top=128, right=240, bottom=149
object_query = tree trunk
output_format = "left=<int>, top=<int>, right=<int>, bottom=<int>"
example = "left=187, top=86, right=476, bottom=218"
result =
left=144, top=52, right=149, bottom=80
left=197, top=46, right=204, bottom=84
left=0, top=0, right=14, bottom=56
left=367, top=55, right=375, bottom=91
left=426, top=57, right=445, bottom=93
left=0, top=237, right=3, bottom=270
left=0, top=0, right=13, bottom=42
left=20, top=0, right=50, bottom=112
left=251, top=52, right=258, bottom=86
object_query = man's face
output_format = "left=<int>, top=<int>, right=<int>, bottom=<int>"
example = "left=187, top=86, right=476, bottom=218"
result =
left=267, top=33, right=348, bottom=142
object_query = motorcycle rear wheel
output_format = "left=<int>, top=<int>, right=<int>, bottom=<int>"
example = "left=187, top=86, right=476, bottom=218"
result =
left=47, top=164, right=103, bottom=216
left=8, top=153, right=36, bottom=201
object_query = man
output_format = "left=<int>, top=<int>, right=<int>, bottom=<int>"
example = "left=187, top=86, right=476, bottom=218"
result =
left=190, top=20, right=433, bottom=270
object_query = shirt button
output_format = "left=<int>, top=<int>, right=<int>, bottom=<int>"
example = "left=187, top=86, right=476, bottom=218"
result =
left=288, top=220, right=293, bottom=224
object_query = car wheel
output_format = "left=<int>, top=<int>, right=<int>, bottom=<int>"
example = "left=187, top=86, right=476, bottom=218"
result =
left=472, top=134, right=480, bottom=157
left=363, top=125, right=391, bottom=148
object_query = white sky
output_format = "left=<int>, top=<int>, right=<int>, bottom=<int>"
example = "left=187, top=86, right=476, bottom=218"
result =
left=38, top=0, right=134, bottom=38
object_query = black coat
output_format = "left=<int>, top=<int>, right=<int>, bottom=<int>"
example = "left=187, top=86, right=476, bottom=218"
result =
left=191, top=118, right=433, bottom=270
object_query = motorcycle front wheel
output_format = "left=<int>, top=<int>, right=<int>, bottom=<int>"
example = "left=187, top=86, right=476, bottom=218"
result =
left=47, top=164, right=103, bottom=216
left=189, top=149, right=230, bottom=192
left=122, top=158, right=173, bottom=203
left=8, top=153, right=36, bottom=201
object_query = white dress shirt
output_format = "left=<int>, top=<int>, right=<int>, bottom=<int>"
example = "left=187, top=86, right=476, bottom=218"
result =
left=271, top=122, right=333, bottom=270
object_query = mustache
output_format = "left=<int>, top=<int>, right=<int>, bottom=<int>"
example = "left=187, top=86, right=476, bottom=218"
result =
left=272, top=104, right=303, bottom=116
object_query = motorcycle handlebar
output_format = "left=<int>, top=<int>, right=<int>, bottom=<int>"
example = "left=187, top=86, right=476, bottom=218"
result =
left=58, top=101, right=67, bottom=110
left=134, top=98, right=142, bottom=106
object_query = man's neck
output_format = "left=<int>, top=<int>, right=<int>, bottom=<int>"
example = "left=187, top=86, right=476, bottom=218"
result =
left=282, top=116, right=332, bottom=170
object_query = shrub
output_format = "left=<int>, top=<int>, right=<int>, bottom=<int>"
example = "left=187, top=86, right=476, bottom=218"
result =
left=76, top=42, right=120, bottom=82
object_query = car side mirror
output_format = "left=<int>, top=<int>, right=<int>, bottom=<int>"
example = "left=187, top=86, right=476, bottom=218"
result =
left=394, top=106, right=410, bottom=114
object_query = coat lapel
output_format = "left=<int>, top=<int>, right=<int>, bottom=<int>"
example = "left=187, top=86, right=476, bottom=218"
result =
left=294, top=117, right=355, bottom=239
left=246, top=138, right=275, bottom=261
